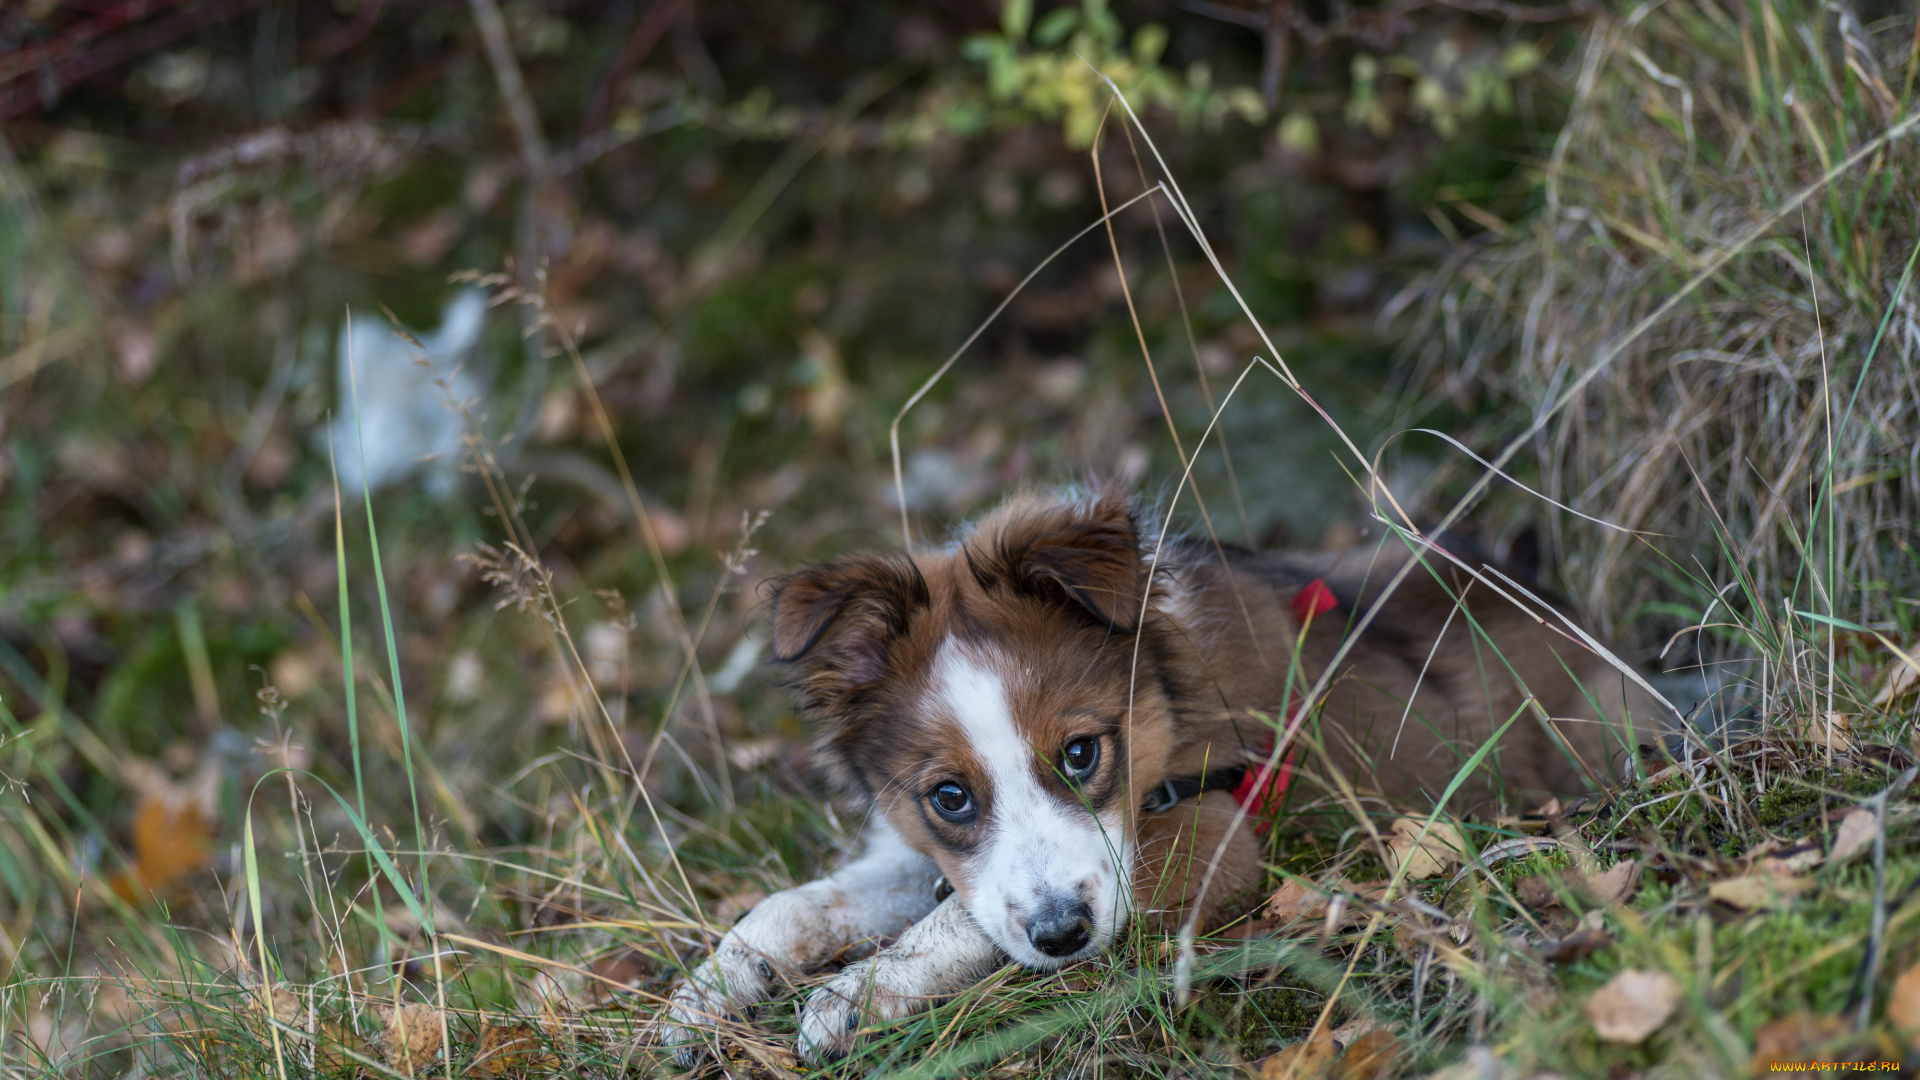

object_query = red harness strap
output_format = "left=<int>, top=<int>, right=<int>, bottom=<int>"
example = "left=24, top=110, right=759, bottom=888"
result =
left=1232, top=578, right=1337, bottom=825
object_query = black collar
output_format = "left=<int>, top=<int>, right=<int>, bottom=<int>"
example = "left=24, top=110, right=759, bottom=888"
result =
left=1140, top=765, right=1246, bottom=813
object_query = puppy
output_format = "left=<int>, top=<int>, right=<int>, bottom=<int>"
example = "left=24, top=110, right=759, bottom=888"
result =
left=663, top=489, right=1658, bottom=1061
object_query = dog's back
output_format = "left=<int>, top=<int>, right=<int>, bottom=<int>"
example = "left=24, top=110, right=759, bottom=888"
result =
left=1159, top=530, right=1665, bottom=811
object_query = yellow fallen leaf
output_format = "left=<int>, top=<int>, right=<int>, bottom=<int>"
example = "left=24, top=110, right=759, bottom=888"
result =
left=1385, top=817, right=1466, bottom=880
left=1583, top=969, right=1680, bottom=1044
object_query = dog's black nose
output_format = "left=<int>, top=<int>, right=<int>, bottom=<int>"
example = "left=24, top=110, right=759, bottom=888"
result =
left=1027, top=898, right=1094, bottom=957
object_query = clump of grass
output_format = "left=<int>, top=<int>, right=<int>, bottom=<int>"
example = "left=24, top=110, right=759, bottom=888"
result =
left=1404, top=0, right=1920, bottom=653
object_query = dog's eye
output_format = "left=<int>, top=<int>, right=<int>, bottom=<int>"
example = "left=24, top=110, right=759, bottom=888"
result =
left=1061, top=737, right=1099, bottom=781
left=929, top=781, right=975, bottom=821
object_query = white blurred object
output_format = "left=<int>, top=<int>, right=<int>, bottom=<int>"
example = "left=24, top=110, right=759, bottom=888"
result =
left=329, top=290, right=487, bottom=496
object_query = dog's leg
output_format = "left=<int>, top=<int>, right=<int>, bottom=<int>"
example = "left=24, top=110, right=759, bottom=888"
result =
left=663, top=821, right=938, bottom=1061
left=796, top=895, right=1004, bottom=1061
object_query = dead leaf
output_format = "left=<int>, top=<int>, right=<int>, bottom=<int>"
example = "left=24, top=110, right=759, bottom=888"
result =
left=1874, top=651, right=1919, bottom=707
left=1797, top=712, right=1858, bottom=752
left=248, top=986, right=302, bottom=1028
left=1831, top=808, right=1878, bottom=862
left=1516, top=861, right=1639, bottom=912
left=475, top=1023, right=553, bottom=1076
left=1331, top=1028, right=1400, bottom=1080
left=1516, top=875, right=1561, bottom=909
left=1748, top=1013, right=1851, bottom=1074
left=109, top=760, right=220, bottom=903
left=1266, top=879, right=1332, bottom=923
left=1584, top=860, right=1642, bottom=907
left=1710, top=873, right=1812, bottom=910
left=1760, top=845, right=1824, bottom=877
left=1583, top=969, right=1680, bottom=1044
left=1540, top=911, right=1613, bottom=965
left=1385, top=817, right=1466, bottom=879
left=1257, top=1029, right=1336, bottom=1080
left=380, top=1003, right=445, bottom=1076
left=1241, top=878, right=1385, bottom=936
left=1887, top=960, right=1920, bottom=1048
left=316, top=1018, right=374, bottom=1072
left=588, top=950, right=648, bottom=1002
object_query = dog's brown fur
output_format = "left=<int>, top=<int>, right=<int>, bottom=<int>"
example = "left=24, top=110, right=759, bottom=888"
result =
left=772, top=489, right=1659, bottom=935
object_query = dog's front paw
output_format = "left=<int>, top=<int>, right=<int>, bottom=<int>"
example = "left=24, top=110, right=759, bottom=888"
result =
left=658, top=944, right=779, bottom=1065
left=796, top=956, right=922, bottom=1062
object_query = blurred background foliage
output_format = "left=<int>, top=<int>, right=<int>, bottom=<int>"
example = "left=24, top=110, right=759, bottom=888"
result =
left=1, top=0, right=1572, bottom=827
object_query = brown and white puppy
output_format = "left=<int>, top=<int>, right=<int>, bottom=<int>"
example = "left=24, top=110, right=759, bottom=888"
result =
left=663, top=489, right=1661, bottom=1061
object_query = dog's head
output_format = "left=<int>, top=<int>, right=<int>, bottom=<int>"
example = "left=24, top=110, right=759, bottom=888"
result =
left=769, top=492, right=1180, bottom=968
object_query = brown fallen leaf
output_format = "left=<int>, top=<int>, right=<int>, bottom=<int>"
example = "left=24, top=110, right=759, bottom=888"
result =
left=1760, top=846, right=1824, bottom=877
left=1584, top=860, right=1642, bottom=907
left=1266, top=879, right=1386, bottom=925
left=1385, top=817, right=1466, bottom=880
left=316, top=1018, right=375, bottom=1072
left=1875, top=652, right=1920, bottom=708
left=475, top=1023, right=554, bottom=1076
left=380, top=1003, right=445, bottom=1076
left=1710, top=873, right=1812, bottom=910
left=1748, top=1013, right=1851, bottom=1075
left=1516, top=875, right=1561, bottom=909
left=1583, top=969, right=1680, bottom=1044
left=1266, top=879, right=1331, bottom=923
left=109, top=760, right=220, bottom=903
left=1257, top=1029, right=1336, bottom=1080
left=1797, top=711, right=1859, bottom=752
left=588, top=950, right=649, bottom=1002
left=247, top=986, right=302, bottom=1028
left=1516, top=860, right=1639, bottom=912
left=1331, top=1028, right=1400, bottom=1080
left=1540, top=911, right=1613, bottom=965
left=1886, top=960, right=1920, bottom=1049
left=1830, top=808, right=1878, bottom=863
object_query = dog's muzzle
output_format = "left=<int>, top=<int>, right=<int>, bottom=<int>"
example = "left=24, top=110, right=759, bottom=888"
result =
left=1026, top=895, right=1095, bottom=958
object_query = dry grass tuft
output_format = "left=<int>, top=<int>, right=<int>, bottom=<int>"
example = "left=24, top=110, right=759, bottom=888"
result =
left=1407, top=0, right=1920, bottom=649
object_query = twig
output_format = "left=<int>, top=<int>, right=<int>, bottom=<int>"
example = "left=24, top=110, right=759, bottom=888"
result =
left=0, top=0, right=266, bottom=121
left=467, top=0, right=553, bottom=460
left=302, top=0, right=386, bottom=64
left=0, top=0, right=192, bottom=87
left=580, top=0, right=689, bottom=140
left=1851, top=765, right=1917, bottom=1029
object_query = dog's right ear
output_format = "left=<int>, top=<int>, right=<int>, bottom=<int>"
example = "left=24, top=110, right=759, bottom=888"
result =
left=770, top=554, right=929, bottom=686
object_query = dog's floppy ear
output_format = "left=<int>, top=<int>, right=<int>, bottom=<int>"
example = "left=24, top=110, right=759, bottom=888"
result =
left=770, top=554, right=929, bottom=685
left=976, top=495, right=1145, bottom=632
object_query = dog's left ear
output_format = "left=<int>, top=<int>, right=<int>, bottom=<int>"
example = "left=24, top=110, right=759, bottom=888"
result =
left=978, top=496, right=1145, bottom=632
left=770, top=554, right=928, bottom=686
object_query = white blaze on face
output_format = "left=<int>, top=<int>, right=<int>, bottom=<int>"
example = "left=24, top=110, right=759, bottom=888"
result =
left=932, top=642, right=1132, bottom=969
